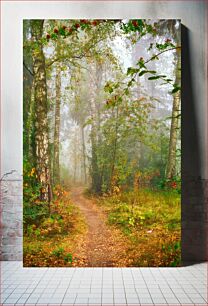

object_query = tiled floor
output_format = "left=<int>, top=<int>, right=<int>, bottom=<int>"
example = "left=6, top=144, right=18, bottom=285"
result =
left=0, top=261, right=207, bottom=305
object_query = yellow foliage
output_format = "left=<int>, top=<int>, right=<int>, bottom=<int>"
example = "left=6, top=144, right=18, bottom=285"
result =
left=29, top=167, right=36, bottom=177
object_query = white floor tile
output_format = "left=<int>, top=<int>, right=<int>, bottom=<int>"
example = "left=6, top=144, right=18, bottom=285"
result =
left=0, top=261, right=207, bottom=306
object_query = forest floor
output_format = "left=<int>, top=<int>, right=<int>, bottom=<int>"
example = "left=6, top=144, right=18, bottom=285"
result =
left=23, top=186, right=131, bottom=267
left=70, top=187, right=132, bottom=267
left=24, top=185, right=181, bottom=267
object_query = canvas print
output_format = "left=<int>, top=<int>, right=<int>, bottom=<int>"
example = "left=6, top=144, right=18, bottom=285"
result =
left=23, top=19, right=181, bottom=267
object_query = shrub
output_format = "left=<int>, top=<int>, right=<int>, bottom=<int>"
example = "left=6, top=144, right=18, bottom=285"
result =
left=23, top=159, right=49, bottom=230
left=51, top=248, right=73, bottom=265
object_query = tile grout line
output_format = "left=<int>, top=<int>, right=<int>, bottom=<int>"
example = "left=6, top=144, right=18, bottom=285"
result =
left=139, top=268, right=154, bottom=305
left=130, top=267, right=141, bottom=305
left=121, top=268, right=127, bottom=306
left=61, top=266, right=77, bottom=305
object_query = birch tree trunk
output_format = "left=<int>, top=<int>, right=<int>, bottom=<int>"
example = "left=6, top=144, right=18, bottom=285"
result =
left=53, top=64, right=61, bottom=185
left=166, top=53, right=181, bottom=179
left=31, top=20, right=52, bottom=205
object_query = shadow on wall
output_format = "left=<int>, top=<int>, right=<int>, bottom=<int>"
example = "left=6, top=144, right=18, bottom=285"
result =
left=181, top=25, right=208, bottom=265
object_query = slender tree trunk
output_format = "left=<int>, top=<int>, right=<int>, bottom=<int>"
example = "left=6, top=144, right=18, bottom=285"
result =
left=31, top=20, right=52, bottom=206
left=73, top=130, right=79, bottom=184
left=81, top=126, right=87, bottom=184
left=90, top=119, right=100, bottom=193
left=28, top=81, right=36, bottom=161
left=23, top=20, right=34, bottom=159
left=23, top=68, right=33, bottom=157
left=166, top=54, right=181, bottom=179
left=109, top=103, right=119, bottom=192
left=89, top=62, right=105, bottom=193
left=88, top=64, right=100, bottom=193
left=73, top=152, right=77, bottom=184
left=53, top=64, right=61, bottom=185
left=73, top=159, right=77, bottom=183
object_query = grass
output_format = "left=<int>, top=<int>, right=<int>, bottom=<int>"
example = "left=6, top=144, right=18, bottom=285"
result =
left=96, top=188, right=181, bottom=267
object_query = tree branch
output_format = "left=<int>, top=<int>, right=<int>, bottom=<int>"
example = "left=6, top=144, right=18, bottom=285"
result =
left=23, top=61, right=34, bottom=77
left=46, top=35, right=107, bottom=68
left=145, top=46, right=181, bottom=65
left=46, top=54, right=90, bottom=68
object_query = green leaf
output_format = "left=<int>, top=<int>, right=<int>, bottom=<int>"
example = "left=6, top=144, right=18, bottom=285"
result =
left=139, top=70, right=156, bottom=76
left=148, top=76, right=161, bottom=80
left=104, top=82, right=114, bottom=94
left=172, top=84, right=181, bottom=93
left=174, top=242, right=180, bottom=250
left=51, top=33, right=58, bottom=40
left=138, top=19, right=143, bottom=27
left=109, top=87, right=114, bottom=93
left=128, top=80, right=133, bottom=87
left=127, top=67, right=139, bottom=76
left=139, top=70, right=147, bottom=76
left=148, top=43, right=153, bottom=51
left=151, top=54, right=159, bottom=60
left=137, top=60, right=147, bottom=69
left=59, top=28, right=66, bottom=36
left=156, top=43, right=169, bottom=50
left=148, top=74, right=166, bottom=80
left=171, top=86, right=181, bottom=93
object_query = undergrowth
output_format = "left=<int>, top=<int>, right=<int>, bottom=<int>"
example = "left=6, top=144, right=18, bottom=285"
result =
left=23, top=186, right=86, bottom=267
left=96, top=188, right=181, bottom=267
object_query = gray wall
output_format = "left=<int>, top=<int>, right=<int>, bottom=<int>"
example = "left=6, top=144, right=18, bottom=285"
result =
left=1, top=1, right=207, bottom=262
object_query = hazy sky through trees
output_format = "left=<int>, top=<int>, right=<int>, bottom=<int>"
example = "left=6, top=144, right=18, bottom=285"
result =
left=41, top=19, right=179, bottom=184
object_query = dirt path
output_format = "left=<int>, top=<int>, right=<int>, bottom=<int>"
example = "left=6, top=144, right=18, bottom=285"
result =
left=70, top=186, right=130, bottom=267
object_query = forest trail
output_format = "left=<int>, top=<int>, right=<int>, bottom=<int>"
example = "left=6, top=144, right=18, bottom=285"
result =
left=70, top=186, right=130, bottom=267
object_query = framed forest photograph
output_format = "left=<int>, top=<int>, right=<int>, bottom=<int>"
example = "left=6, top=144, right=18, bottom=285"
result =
left=23, top=19, right=181, bottom=267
